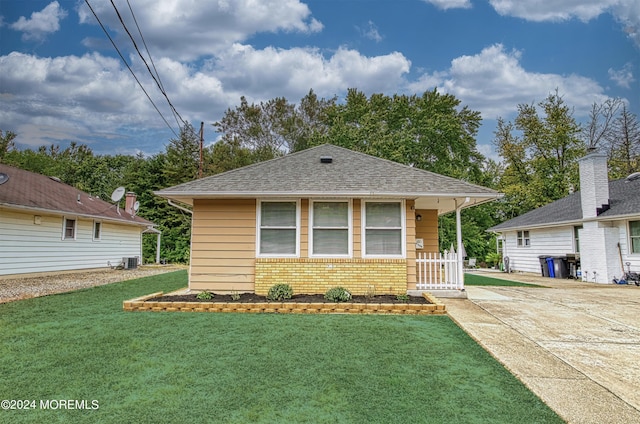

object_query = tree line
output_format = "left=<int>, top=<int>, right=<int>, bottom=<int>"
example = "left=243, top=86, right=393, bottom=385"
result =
left=1, top=89, right=638, bottom=265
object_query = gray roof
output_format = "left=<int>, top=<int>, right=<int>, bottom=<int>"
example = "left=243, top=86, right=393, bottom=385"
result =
left=489, top=177, right=640, bottom=232
left=155, top=144, right=500, bottom=211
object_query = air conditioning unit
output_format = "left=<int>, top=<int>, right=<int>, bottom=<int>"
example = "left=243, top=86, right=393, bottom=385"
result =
left=123, top=257, right=138, bottom=269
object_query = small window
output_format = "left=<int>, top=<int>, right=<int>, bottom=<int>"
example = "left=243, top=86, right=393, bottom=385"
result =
left=93, top=221, right=102, bottom=241
left=517, top=230, right=530, bottom=247
left=574, top=226, right=582, bottom=253
left=258, top=201, right=298, bottom=256
left=363, top=201, right=404, bottom=256
left=63, top=218, right=76, bottom=240
left=311, top=201, right=350, bottom=256
left=630, top=221, right=640, bottom=254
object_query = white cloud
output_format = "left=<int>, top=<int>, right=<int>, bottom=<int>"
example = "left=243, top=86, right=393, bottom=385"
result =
left=359, top=21, right=383, bottom=42
left=608, top=63, right=635, bottom=88
left=78, top=0, right=323, bottom=62
left=10, top=1, right=67, bottom=41
left=488, top=0, right=640, bottom=47
left=409, top=44, right=612, bottom=119
left=423, top=0, right=472, bottom=10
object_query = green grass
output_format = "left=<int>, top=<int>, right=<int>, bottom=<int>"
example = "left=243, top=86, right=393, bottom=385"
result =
left=0, top=270, right=561, bottom=423
left=464, top=272, right=542, bottom=287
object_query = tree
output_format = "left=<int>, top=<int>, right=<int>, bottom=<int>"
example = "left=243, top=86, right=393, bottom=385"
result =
left=494, top=90, right=584, bottom=218
left=163, top=122, right=200, bottom=184
left=582, top=98, right=623, bottom=151
left=607, top=104, right=640, bottom=178
left=0, top=130, right=16, bottom=162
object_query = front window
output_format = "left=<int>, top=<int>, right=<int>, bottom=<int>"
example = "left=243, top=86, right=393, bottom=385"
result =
left=311, top=201, right=350, bottom=256
left=258, top=201, right=298, bottom=256
left=363, top=201, right=403, bottom=256
left=63, top=218, right=76, bottom=240
left=630, top=221, right=640, bottom=254
left=517, top=230, right=530, bottom=247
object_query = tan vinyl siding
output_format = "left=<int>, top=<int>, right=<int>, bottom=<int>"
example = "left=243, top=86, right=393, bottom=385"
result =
left=353, top=199, right=361, bottom=258
left=406, top=200, right=416, bottom=289
left=300, top=199, right=309, bottom=257
left=189, top=199, right=256, bottom=292
left=415, top=209, right=439, bottom=253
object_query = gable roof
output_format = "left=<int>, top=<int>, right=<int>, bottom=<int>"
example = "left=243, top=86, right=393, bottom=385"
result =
left=0, top=164, right=153, bottom=227
left=488, top=177, right=640, bottom=232
left=155, top=144, right=501, bottom=214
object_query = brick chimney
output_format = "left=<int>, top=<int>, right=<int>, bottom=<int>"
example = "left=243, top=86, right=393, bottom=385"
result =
left=578, top=152, right=609, bottom=219
left=125, top=192, right=137, bottom=215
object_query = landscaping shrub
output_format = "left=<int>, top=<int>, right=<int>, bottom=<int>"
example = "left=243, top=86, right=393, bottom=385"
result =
left=324, top=287, right=352, bottom=302
left=267, top=284, right=294, bottom=301
left=196, top=291, right=213, bottom=300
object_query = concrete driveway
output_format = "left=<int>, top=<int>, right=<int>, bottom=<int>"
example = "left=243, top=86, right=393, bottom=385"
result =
left=444, top=272, right=640, bottom=424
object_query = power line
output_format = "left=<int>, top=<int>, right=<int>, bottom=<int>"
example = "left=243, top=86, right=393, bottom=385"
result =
left=110, top=0, right=187, bottom=129
left=84, top=0, right=179, bottom=138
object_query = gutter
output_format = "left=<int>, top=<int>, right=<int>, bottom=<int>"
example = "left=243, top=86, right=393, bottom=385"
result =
left=167, top=199, right=193, bottom=215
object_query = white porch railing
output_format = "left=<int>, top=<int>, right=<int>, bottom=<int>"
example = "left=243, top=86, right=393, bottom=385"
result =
left=416, top=250, right=462, bottom=290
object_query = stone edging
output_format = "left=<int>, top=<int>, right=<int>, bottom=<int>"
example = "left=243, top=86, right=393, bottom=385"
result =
left=123, top=292, right=446, bottom=315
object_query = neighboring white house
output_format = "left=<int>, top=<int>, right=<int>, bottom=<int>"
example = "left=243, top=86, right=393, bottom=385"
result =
left=488, top=152, right=640, bottom=284
left=0, top=164, right=157, bottom=276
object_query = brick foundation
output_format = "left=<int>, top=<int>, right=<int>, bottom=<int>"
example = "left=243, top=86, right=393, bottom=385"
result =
left=254, top=258, right=407, bottom=295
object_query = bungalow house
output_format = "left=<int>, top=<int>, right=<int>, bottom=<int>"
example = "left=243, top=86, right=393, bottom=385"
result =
left=154, top=144, right=501, bottom=295
left=488, top=152, right=640, bottom=284
left=0, top=164, right=158, bottom=276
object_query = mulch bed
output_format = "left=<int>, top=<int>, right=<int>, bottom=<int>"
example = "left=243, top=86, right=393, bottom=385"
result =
left=148, top=293, right=430, bottom=304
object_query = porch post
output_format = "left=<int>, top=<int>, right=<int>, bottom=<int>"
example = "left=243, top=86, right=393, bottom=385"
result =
left=156, top=233, right=161, bottom=264
left=455, top=198, right=468, bottom=289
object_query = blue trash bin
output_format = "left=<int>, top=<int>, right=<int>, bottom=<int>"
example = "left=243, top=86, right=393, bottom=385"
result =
left=546, top=257, right=555, bottom=278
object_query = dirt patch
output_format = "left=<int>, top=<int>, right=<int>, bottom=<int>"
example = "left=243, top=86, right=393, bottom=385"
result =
left=149, top=293, right=430, bottom=304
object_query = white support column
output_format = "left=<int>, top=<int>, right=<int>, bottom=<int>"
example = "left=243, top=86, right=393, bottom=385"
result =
left=156, top=233, right=161, bottom=264
left=455, top=198, right=467, bottom=289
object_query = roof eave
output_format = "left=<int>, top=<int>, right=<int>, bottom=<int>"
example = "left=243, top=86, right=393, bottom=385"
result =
left=0, top=202, right=154, bottom=227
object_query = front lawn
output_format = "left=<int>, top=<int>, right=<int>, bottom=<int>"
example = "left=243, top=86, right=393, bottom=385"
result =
left=0, top=270, right=561, bottom=423
left=465, top=272, right=542, bottom=287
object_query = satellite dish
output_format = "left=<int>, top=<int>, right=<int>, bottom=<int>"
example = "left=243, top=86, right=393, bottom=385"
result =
left=625, top=172, right=640, bottom=183
left=133, top=201, right=140, bottom=211
left=0, top=173, right=9, bottom=185
left=110, top=186, right=126, bottom=202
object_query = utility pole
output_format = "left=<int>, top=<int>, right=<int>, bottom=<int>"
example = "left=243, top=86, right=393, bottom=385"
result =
left=199, top=121, right=204, bottom=178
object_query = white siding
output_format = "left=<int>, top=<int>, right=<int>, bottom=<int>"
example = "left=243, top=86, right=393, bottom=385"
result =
left=0, top=208, right=143, bottom=276
left=617, top=220, right=640, bottom=275
left=501, top=226, right=575, bottom=274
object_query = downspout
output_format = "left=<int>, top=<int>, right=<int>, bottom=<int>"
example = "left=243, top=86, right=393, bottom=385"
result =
left=455, top=197, right=470, bottom=289
left=168, top=199, right=193, bottom=215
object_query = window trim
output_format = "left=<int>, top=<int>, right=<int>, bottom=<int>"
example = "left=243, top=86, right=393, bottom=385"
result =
left=256, top=199, right=300, bottom=258
left=361, top=199, right=406, bottom=258
left=516, top=230, right=530, bottom=248
left=629, top=220, right=640, bottom=255
left=309, top=199, right=352, bottom=258
left=62, top=216, right=77, bottom=240
left=573, top=226, right=582, bottom=253
left=93, top=220, right=102, bottom=241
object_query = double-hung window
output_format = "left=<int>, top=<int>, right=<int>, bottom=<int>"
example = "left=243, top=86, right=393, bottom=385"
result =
left=311, top=201, right=350, bottom=256
left=630, top=221, right=640, bottom=254
left=93, top=221, right=102, bottom=241
left=258, top=201, right=298, bottom=256
left=517, top=230, right=530, bottom=247
left=63, top=217, right=76, bottom=240
left=363, top=201, right=404, bottom=257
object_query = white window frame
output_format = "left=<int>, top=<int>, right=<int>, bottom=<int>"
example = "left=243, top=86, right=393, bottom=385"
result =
left=517, top=230, right=530, bottom=248
left=629, top=220, right=640, bottom=255
left=573, top=226, right=582, bottom=253
left=309, top=199, right=352, bottom=258
left=256, top=199, right=300, bottom=257
left=62, top=216, right=77, bottom=240
left=361, top=199, right=406, bottom=258
left=93, top=220, right=102, bottom=241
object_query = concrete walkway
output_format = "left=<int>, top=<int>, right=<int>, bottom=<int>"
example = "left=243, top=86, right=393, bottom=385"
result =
left=444, top=272, right=640, bottom=424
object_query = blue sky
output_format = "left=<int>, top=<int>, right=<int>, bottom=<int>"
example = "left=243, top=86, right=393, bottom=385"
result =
left=1, top=0, right=638, bottom=161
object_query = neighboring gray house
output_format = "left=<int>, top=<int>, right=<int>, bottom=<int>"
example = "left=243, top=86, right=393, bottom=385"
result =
left=0, top=164, right=157, bottom=276
left=489, top=152, right=640, bottom=283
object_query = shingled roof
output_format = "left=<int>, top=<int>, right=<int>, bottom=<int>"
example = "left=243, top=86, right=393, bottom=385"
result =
left=155, top=144, right=501, bottom=213
left=488, top=177, right=640, bottom=232
left=0, top=163, right=153, bottom=227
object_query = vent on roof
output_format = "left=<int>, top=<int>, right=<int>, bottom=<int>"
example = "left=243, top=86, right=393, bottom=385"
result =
left=0, top=172, right=8, bottom=185
left=320, top=156, right=333, bottom=163
left=625, top=172, right=640, bottom=182
left=49, top=176, right=61, bottom=183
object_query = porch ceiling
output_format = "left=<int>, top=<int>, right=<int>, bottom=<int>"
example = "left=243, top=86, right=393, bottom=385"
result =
left=414, top=195, right=501, bottom=215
